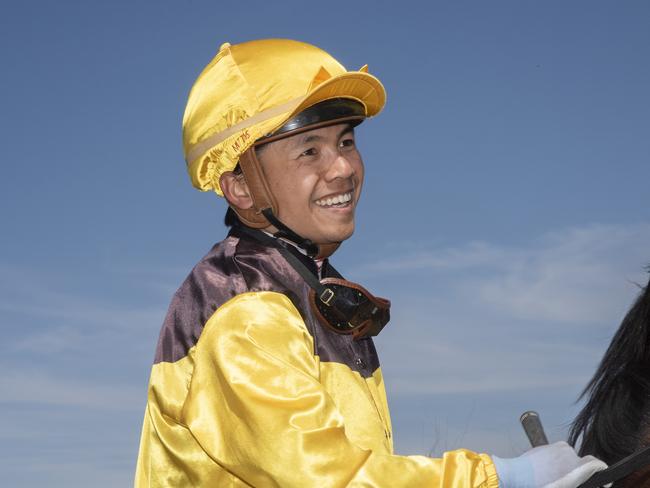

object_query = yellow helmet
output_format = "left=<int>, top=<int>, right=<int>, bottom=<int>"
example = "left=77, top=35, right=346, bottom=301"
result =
left=182, top=39, right=386, bottom=195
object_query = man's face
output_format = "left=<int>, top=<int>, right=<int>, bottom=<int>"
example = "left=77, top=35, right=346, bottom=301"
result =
left=257, top=123, right=364, bottom=245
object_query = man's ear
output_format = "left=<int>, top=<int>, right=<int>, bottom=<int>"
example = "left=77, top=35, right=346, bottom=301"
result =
left=220, top=171, right=254, bottom=210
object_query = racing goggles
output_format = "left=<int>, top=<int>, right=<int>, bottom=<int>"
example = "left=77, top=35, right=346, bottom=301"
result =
left=273, top=237, right=390, bottom=339
left=309, top=277, right=390, bottom=339
left=233, top=225, right=390, bottom=339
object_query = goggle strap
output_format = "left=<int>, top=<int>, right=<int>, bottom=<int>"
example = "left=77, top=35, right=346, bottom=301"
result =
left=272, top=239, right=333, bottom=300
left=235, top=224, right=330, bottom=297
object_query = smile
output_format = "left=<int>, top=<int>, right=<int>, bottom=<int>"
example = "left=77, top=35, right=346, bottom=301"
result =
left=314, top=192, right=353, bottom=208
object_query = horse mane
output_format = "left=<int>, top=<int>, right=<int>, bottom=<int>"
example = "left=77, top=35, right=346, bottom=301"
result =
left=569, top=271, right=650, bottom=465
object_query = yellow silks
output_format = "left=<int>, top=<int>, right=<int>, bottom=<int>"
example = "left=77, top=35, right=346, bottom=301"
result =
left=181, top=39, right=386, bottom=195
left=135, top=292, right=498, bottom=487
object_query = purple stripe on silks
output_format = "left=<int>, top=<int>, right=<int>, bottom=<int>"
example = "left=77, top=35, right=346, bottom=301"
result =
left=153, top=231, right=380, bottom=378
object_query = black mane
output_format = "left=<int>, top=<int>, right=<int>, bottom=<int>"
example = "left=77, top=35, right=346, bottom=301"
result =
left=569, top=272, right=650, bottom=466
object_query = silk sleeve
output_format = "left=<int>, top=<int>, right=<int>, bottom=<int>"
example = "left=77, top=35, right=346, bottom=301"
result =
left=182, top=291, right=499, bottom=488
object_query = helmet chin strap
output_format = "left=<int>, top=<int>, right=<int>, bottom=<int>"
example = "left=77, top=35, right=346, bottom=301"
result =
left=261, top=208, right=318, bottom=257
left=232, top=148, right=341, bottom=259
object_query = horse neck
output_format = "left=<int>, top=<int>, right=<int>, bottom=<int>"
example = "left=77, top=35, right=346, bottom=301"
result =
left=617, top=465, right=650, bottom=488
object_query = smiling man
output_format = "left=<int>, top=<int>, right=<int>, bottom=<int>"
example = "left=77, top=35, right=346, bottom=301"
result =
left=221, top=120, right=363, bottom=247
left=135, top=39, right=607, bottom=487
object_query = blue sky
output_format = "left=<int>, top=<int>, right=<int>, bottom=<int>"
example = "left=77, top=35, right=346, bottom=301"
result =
left=1, top=1, right=649, bottom=485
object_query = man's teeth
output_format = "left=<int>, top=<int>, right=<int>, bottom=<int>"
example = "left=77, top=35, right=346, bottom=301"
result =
left=315, top=192, right=353, bottom=207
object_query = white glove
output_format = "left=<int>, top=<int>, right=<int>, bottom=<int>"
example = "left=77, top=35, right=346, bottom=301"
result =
left=492, top=441, right=608, bottom=488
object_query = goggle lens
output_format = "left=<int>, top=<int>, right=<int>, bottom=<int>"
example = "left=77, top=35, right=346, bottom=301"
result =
left=310, top=278, right=390, bottom=339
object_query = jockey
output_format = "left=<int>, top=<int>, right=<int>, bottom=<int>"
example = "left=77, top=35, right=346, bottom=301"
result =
left=135, top=38, right=606, bottom=487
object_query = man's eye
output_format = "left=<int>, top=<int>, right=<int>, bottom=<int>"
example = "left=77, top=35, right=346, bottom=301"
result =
left=300, top=148, right=318, bottom=157
left=340, top=138, right=356, bottom=149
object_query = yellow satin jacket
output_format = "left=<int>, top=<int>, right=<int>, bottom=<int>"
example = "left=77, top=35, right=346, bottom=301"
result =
left=135, top=229, right=499, bottom=487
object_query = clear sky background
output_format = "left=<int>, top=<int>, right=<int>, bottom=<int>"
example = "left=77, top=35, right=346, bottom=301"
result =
left=1, top=1, right=648, bottom=486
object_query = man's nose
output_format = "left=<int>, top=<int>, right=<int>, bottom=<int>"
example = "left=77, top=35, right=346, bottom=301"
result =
left=324, top=152, right=355, bottom=181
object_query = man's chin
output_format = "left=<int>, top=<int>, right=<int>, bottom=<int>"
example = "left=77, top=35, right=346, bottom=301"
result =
left=316, top=227, right=355, bottom=245
left=291, top=219, right=356, bottom=247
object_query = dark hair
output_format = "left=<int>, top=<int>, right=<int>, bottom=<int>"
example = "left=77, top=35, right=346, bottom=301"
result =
left=569, top=270, right=650, bottom=465
left=224, top=207, right=241, bottom=227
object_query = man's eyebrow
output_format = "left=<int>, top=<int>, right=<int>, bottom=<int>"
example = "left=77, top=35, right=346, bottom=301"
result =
left=298, top=133, right=324, bottom=145
left=338, top=125, right=355, bottom=139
